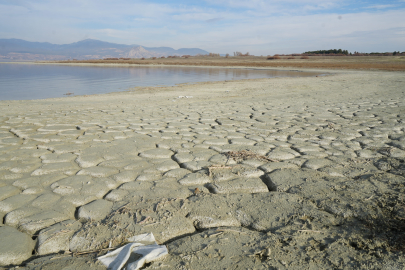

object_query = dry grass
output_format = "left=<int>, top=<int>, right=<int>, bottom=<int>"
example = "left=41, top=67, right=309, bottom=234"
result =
left=49, top=55, right=405, bottom=71
left=226, top=150, right=278, bottom=162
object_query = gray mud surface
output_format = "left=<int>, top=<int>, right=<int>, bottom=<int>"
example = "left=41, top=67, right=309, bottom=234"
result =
left=0, top=68, right=404, bottom=269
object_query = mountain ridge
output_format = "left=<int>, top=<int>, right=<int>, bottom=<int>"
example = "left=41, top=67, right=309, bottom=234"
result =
left=0, top=38, right=209, bottom=60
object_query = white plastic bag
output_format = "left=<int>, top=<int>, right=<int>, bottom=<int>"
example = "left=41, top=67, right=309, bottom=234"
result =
left=97, top=233, right=168, bottom=270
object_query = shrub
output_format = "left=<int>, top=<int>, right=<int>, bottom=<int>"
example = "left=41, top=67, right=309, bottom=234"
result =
left=287, top=56, right=295, bottom=59
left=267, top=55, right=281, bottom=60
left=301, top=56, right=309, bottom=59
left=234, top=52, right=250, bottom=56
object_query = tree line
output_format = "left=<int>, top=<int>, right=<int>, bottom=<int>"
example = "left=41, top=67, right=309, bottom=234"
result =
left=304, top=49, right=349, bottom=55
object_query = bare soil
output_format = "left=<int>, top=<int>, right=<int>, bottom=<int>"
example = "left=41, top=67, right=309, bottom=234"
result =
left=51, top=55, right=405, bottom=71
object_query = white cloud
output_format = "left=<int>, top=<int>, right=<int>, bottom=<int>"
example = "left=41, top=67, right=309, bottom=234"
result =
left=202, top=0, right=342, bottom=14
left=0, top=0, right=404, bottom=54
left=367, top=4, right=397, bottom=9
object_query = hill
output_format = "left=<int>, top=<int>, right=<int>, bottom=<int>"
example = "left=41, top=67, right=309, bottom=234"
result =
left=0, top=39, right=209, bottom=61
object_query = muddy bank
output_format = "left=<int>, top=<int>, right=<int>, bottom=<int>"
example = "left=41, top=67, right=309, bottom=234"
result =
left=0, top=68, right=404, bottom=269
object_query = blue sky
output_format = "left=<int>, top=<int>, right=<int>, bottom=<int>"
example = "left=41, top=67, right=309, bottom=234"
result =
left=0, top=0, right=404, bottom=55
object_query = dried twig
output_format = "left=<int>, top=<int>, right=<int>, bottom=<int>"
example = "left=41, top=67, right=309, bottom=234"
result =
left=143, top=222, right=161, bottom=227
left=40, top=229, right=73, bottom=245
left=298, top=230, right=322, bottom=233
left=365, top=195, right=374, bottom=201
left=138, top=216, right=153, bottom=225
left=208, top=232, right=224, bottom=238
left=216, top=229, right=247, bottom=234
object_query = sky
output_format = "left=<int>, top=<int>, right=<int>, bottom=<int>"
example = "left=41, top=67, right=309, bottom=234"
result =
left=0, top=0, right=404, bottom=55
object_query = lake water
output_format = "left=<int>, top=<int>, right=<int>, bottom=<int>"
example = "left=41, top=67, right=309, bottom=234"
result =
left=0, top=63, right=321, bottom=100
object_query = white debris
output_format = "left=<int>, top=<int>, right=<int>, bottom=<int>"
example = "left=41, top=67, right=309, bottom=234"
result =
left=97, top=233, right=168, bottom=270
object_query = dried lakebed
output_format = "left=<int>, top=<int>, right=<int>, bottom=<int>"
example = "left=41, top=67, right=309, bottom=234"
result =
left=0, top=68, right=404, bottom=269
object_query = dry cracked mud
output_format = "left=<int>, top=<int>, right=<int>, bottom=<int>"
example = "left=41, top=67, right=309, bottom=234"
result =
left=0, top=67, right=404, bottom=269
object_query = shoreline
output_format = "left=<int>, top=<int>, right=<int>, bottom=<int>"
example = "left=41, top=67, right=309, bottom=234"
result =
left=0, top=68, right=404, bottom=269
left=0, top=60, right=337, bottom=73
left=2, top=53, right=405, bottom=72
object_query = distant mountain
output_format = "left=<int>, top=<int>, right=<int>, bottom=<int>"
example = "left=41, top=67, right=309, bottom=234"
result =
left=0, top=38, right=209, bottom=61
left=125, top=46, right=161, bottom=58
left=142, top=46, right=209, bottom=57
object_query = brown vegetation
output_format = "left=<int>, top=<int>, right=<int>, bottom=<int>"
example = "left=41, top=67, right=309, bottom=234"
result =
left=234, top=52, right=250, bottom=56
left=267, top=55, right=281, bottom=60
left=226, top=150, right=278, bottom=163
left=52, top=55, right=405, bottom=71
